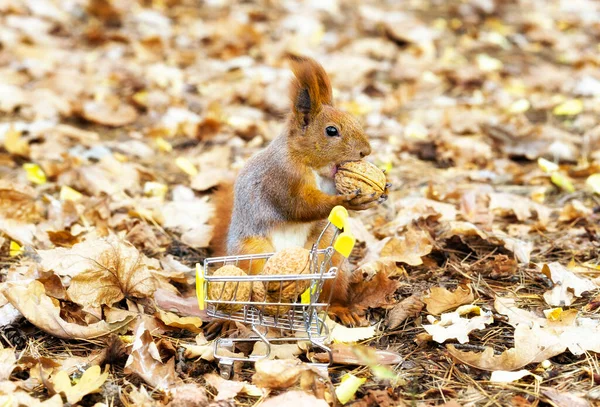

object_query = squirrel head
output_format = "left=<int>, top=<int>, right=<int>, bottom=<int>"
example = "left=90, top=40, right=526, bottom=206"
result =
left=287, top=55, right=371, bottom=177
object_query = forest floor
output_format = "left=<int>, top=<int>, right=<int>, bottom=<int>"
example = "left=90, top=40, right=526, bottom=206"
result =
left=1, top=0, right=600, bottom=406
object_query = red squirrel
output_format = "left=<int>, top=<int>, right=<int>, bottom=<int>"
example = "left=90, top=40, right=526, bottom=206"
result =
left=210, top=55, right=387, bottom=329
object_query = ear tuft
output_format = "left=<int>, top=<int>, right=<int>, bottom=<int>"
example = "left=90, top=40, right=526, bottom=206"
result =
left=288, top=55, right=333, bottom=126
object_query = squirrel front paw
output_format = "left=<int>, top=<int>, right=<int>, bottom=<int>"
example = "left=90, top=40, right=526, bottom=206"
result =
left=340, top=189, right=381, bottom=211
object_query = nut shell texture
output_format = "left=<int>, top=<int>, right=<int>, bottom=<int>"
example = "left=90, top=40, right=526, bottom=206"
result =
left=252, top=247, right=312, bottom=316
left=335, top=160, right=386, bottom=197
left=208, top=265, right=251, bottom=313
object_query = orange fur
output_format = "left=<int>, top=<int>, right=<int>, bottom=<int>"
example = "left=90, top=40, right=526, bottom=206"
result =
left=209, top=183, right=234, bottom=257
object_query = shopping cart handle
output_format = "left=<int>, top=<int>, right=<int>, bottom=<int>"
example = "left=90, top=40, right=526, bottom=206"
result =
left=196, top=263, right=205, bottom=310
left=334, top=232, right=355, bottom=258
left=329, top=206, right=348, bottom=229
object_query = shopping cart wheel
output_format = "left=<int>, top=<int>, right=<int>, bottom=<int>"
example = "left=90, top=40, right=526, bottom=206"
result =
left=218, top=359, right=234, bottom=379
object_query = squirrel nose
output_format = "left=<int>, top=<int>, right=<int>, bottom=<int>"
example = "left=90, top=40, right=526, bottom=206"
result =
left=360, top=144, right=371, bottom=158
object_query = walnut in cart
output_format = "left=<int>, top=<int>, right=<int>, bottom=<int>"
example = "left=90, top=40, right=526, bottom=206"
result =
left=251, top=247, right=312, bottom=315
left=208, top=265, right=251, bottom=312
left=335, top=160, right=387, bottom=199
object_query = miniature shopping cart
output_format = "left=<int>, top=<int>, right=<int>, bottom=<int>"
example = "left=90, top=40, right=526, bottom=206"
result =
left=196, top=206, right=355, bottom=379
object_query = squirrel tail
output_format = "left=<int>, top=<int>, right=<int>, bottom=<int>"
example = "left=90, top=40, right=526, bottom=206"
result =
left=209, top=182, right=234, bottom=257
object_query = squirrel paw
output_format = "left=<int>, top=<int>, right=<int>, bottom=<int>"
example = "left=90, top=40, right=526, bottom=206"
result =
left=203, top=319, right=238, bottom=340
left=328, top=305, right=367, bottom=327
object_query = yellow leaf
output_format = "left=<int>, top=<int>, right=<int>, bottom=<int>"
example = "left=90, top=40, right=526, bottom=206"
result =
left=550, top=172, right=575, bottom=193
left=327, top=317, right=376, bottom=343
left=60, top=186, right=83, bottom=202
left=476, top=54, right=503, bottom=72
left=175, top=157, right=198, bottom=176
left=586, top=174, right=600, bottom=194
left=144, top=181, right=168, bottom=198
left=9, top=241, right=22, bottom=257
left=23, top=163, right=47, bottom=185
left=52, top=365, right=108, bottom=405
left=553, top=99, right=583, bottom=116
left=544, top=307, right=563, bottom=321
left=508, top=99, right=530, bottom=114
left=4, top=127, right=29, bottom=156
left=155, top=137, right=173, bottom=152
left=537, top=158, right=559, bottom=173
left=335, top=373, right=366, bottom=405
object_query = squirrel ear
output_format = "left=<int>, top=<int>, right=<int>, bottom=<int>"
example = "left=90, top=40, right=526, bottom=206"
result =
left=289, top=55, right=332, bottom=127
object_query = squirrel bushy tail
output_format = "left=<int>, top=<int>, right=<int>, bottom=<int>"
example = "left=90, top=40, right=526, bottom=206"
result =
left=209, top=182, right=234, bottom=257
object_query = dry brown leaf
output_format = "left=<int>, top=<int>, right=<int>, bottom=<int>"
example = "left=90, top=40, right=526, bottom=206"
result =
left=48, top=365, right=108, bottom=405
left=204, top=372, right=261, bottom=400
left=494, top=297, right=547, bottom=328
left=261, top=390, right=329, bottom=407
left=542, top=388, right=591, bottom=407
left=423, top=285, right=474, bottom=315
left=124, top=322, right=181, bottom=390
left=379, top=197, right=457, bottom=235
left=161, top=187, right=214, bottom=248
left=154, top=309, right=203, bottom=333
left=0, top=349, right=16, bottom=381
left=559, top=200, right=593, bottom=222
left=251, top=342, right=303, bottom=360
left=167, top=383, right=209, bottom=407
left=313, top=343, right=403, bottom=366
left=541, top=262, right=598, bottom=306
left=81, top=101, right=138, bottom=127
left=385, top=294, right=424, bottom=329
left=447, top=323, right=565, bottom=371
left=2, top=280, right=133, bottom=339
left=380, top=226, right=433, bottom=266
left=347, top=268, right=400, bottom=322
left=488, top=193, right=552, bottom=225
left=252, top=359, right=307, bottom=389
left=39, top=236, right=158, bottom=307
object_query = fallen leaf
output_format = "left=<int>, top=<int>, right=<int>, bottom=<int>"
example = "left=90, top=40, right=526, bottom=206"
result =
left=82, top=101, right=138, bottom=127
left=490, top=369, right=541, bottom=383
left=155, top=309, right=202, bottom=333
left=251, top=342, right=303, bottom=360
left=2, top=280, right=133, bottom=339
left=379, top=197, right=457, bottom=235
left=424, top=305, right=493, bottom=344
left=124, top=322, right=181, bottom=390
left=261, top=390, right=328, bottom=407
left=336, top=373, right=366, bottom=405
left=379, top=226, right=433, bottom=266
left=326, top=317, right=377, bottom=343
left=385, top=294, right=424, bottom=329
left=489, top=193, right=552, bottom=225
left=252, top=359, right=308, bottom=389
left=204, top=372, right=246, bottom=400
left=167, top=383, right=209, bottom=407
left=447, top=323, right=564, bottom=371
left=494, top=297, right=547, bottom=328
left=38, top=236, right=159, bottom=307
left=553, top=99, right=583, bottom=116
left=423, top=285, right=474, bottom=315
left=0, top=348, right=16, bottom=380
left=541, top=262, right=597, bottom=306
left=346, top=268, right=399, bottom=321
left=49, top=365, right=108, bottom=404
left=542, top=388, right=591, bottom=407
left=313, top=343, right=403, bottom=365
left=160, top=186, right=214, bottom=248
left=559, top=200, right=593, bottom=222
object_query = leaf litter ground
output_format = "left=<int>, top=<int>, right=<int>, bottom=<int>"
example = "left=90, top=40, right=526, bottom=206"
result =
left=1, top=0, right=600, bottom=406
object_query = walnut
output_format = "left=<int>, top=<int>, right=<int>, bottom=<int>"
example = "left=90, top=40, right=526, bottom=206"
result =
left=251, top=247, right=312, bottom=316
left=208, top=265, right=251, bottom=313
left=335, top=160, right=387, bottom=199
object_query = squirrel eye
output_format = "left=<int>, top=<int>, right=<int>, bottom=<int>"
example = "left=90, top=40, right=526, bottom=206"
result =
left=325, top=126, right=339, bottom=137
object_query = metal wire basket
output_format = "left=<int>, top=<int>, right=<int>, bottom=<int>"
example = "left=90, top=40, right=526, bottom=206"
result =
left=196, top=206, right=355, bottom=378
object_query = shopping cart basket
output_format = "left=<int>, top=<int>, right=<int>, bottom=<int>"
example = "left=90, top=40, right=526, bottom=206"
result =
left=196, top=206, right=355, bottom=378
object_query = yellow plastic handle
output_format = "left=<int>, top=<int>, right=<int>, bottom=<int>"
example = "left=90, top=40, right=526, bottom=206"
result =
left=334, top=232, right=355, bottom=258
left=196, top=263, right=205, bottom=311
left=328, top=206, right=348, bottom=230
